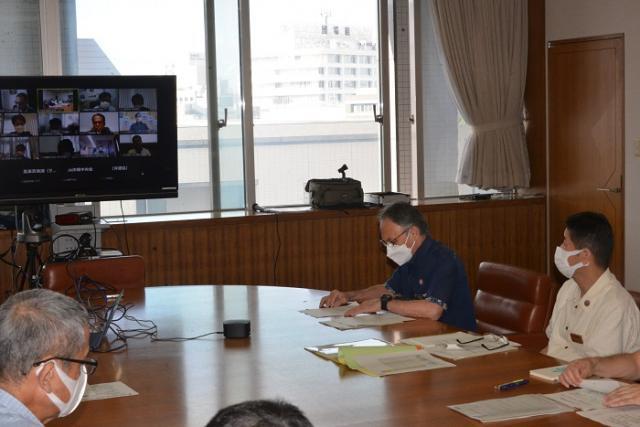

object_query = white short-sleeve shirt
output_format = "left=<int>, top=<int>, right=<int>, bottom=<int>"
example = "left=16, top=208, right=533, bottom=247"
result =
left=546, top=269, right=640, bottom=362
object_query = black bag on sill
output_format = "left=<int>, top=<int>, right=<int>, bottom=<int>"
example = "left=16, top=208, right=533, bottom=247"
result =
left=304, top=164, right=364, bottom=209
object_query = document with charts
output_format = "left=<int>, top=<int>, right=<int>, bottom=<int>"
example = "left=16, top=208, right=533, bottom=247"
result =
left=319, top=312, right=414, bottom=330
left=400, top=331, right=520, bottom=360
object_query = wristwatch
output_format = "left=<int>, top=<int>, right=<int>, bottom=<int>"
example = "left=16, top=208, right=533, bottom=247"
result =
left=380, top=294, right=393, bottom=311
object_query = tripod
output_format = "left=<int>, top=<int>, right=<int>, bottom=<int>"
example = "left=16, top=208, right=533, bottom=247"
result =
left=16, top=209, right=50, bottom=291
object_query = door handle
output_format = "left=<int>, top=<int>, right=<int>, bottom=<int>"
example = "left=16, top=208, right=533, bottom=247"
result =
left=596, top=187, right=621, bottom=193
left=217, top=107, right=228, bottom=129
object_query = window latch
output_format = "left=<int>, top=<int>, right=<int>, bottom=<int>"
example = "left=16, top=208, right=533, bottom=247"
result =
left=217, top=107, right=228, bottom=129
left=372, top=104, right=383, bottom=124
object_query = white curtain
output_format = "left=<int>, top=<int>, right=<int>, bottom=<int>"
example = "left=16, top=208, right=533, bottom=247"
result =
left=430, top=0, right=530, bottom=190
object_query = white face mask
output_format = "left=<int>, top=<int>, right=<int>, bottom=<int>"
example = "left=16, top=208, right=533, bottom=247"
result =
left=36, top=360, right=88, bottom=417
left=554, top=246, right=587, bottom=278
left=385, top=232, right=415, bottom=266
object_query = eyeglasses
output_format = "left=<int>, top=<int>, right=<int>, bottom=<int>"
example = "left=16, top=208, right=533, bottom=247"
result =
left=455, top=334, right=510, bottom=351
left=481, top=334, right=510, bottom=351
left=380, top=227, right=410, bottom=247
left=33, top=356, right=98, bottom=375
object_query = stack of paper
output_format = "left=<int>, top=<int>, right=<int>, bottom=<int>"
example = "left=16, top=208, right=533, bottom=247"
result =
left=305, top=339, right=455, bottom=376
left=320, top=312, right=414, bottom=330
left=83, top=381, right=138, bottom=401
left=364, top=191, right=410, bottom=206
left=336, top=345, right=455, bottom=377
left=578, top=406, right=640, bottom=426
left=305, top=338, right=390, bottom=362
left=299, top=304, right=355, bottom=318
left=449, top=394, right=574, bottom=422
left=450, top=377, right=631, bottom=424
left=400, top=332, right=520, bottom=360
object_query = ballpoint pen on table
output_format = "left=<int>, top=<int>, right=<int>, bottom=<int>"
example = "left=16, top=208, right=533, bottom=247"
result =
left=495, top=378, right=529, bottom=391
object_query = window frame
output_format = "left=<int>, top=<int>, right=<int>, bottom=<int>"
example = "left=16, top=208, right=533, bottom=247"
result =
left=33, top=0, right=395, bottom=217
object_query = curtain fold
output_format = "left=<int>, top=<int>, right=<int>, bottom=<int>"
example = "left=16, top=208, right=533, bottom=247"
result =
left=430, top=0, right=530, bottom=190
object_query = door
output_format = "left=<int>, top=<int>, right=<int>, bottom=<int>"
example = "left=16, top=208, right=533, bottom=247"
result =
left=548, top=35, right=624, bottom=283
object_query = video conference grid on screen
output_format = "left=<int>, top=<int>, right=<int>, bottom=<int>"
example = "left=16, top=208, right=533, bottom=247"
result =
left=0, top=87, right=159, bottom=160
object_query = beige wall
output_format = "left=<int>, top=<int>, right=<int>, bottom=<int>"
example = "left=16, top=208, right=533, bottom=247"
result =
left=546, top=0, right=640, bottom=290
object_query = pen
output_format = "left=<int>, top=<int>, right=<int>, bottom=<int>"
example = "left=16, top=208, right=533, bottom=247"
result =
left=495, top=378, right=529, bottom=391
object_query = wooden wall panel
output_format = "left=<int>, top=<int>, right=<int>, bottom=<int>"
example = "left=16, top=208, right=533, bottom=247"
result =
left=0, top=198, right=545, bottom=299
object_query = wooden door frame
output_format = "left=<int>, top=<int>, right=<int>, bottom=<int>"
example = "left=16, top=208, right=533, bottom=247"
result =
left=546, top=33, right=625, bottom=283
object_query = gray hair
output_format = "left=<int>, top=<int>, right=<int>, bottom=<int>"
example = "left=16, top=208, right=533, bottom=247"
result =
left=207, top=399, right=313, bottom=427
left=378, top=202, right=429, bottom=236
left=0, top=289, right=88, bottom=383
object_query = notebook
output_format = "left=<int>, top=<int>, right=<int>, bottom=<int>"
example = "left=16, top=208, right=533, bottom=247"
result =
left=529, top=365, right=567, bottom=383
left=89, top=291, right=124, bottom=351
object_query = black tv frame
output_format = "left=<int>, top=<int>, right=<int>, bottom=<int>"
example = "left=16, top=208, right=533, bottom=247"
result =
left=0, top=75, right=178, bottom=205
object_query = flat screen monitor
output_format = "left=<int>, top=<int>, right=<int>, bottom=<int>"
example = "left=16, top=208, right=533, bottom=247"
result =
left=0, top=75, right=178, bottom=205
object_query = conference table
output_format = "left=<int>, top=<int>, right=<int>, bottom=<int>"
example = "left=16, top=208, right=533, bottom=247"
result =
left=50, top=285, right=600, bottom=427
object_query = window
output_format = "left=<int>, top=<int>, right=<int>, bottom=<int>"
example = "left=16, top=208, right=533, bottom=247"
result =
left=60, top=0, right=211, bottom=215
left=0, top=1, right=42, bottom=76
left=11, top=0, right=390, bottom=215
left=414, top=0, right=469, bottom=197
left=250, top=0, right=382, bottom=206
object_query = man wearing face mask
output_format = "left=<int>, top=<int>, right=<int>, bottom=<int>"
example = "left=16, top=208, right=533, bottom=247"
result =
left=543, top=211, right=640, bottom=362
left=92, top=91, right=115, bottom=112
left=0, top=289, right=96, bottom=425
left=319, top=202, right=476, bottom=331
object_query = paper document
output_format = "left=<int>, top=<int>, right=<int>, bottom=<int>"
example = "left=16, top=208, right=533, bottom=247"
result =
left=347, top=349, right=455, bottom=377
left=544, top=388, right=606, bottom=411
left=320, top=312, right=414, bottom=330
left=581, top=379, right=624, bottom=394
left=338, top=344, right=420, bottom=371
left=578, top=406, right=640, bottom=427
left=300, top=304, right=356, bottom=318
left=82, top=381, right=138, bottom=401
left=401, top=332, right=520, bottom=360
left=305, top=338, right=390, bottom=362
left=448, top=394, right=573, bottom=423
